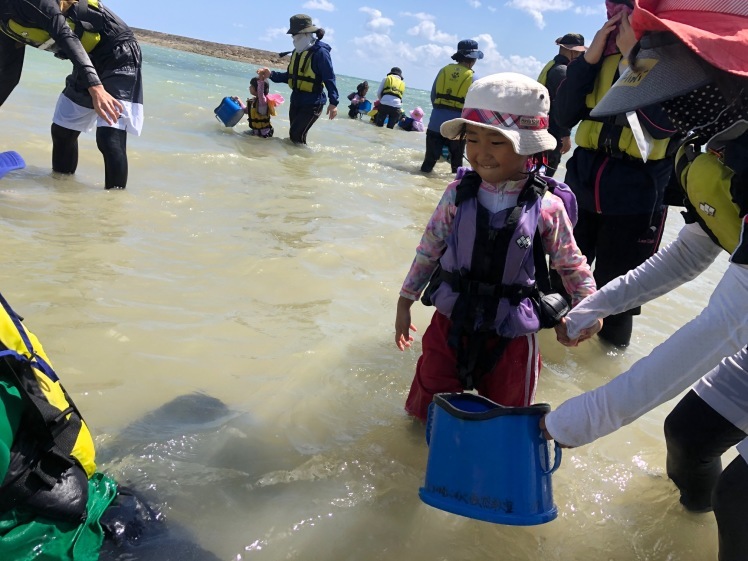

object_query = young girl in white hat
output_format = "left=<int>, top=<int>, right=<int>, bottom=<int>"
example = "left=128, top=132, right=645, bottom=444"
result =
left=395, top=72, right=597, bottom=421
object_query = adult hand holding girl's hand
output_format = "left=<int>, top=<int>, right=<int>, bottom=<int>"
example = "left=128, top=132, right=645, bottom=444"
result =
left=395, top=296, right=417, bottom=351
left=257, top=68, right=271, bottom=80
left=554, top=317, right=603, bottom=346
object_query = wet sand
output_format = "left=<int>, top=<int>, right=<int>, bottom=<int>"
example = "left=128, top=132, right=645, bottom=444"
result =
left=132, top=27, right=286, bottom=69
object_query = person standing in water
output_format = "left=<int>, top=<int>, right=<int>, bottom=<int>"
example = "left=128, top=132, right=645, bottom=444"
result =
left=0, top=0, right=143, bottom=190
left=374, top=67, right=405, bottom=129
left=551, top=0, right=677, bottom=347
left=536, top=33, right=587, bottom=177
left=421, top=40, right=483, bottom=174
left=258, top=14, right=338, bottom=145
left=395, top=73, right=597, bottom=421
left=542, top=2, right=748, bottom=558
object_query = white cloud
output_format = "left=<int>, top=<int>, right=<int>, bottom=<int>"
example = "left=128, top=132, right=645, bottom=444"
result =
left=506, top=0, right=574, bottom=29
left=470, top=33, right=543, bottom=78
left=487, top=6, right=497, bottom=12
left=303, top=0, right=335, bottom=11
left=467, top=0, right=482, bottom=7
left=351, top=33, right=452, bottom=78
left=359, top=7, right=395, bottom=32
left=401, top=12, right=436, bottom=21
left=260, top=27, right=287, bottom=42
left=406, top=20, right=457, bottom=44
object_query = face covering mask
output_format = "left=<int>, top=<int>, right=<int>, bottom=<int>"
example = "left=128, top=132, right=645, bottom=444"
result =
left=661, top=82, right=747, bottom=145
left=292, top=33, right=315, bottom=54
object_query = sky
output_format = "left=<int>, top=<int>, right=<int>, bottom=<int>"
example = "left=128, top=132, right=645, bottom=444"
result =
left=105, top=0, right=610, bottom=91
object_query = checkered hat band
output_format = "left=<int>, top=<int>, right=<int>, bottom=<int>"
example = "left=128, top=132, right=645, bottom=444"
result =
left=460, top=108, right=549, bottom=131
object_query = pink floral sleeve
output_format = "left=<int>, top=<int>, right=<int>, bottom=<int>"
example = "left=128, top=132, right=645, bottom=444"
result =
left=538, top=192, right=596, bottom=306
left=399, top=180, right=460, bottom=300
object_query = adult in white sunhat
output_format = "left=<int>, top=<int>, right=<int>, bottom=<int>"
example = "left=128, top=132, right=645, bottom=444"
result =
left=395, top=72, right=596, bottom=421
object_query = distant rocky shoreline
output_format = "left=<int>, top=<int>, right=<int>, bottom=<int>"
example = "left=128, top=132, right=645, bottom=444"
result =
left=132, top=28, right=286, bottom=69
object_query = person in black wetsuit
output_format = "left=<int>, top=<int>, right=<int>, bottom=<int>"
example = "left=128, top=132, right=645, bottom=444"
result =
left=0, top=0, right=143, bottom=189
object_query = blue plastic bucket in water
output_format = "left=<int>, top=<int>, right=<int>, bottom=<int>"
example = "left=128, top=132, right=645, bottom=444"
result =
left=214, top=97, right=244, bottom=127
left=357, top=100, right=372, bottom=114
left=419, top=393, right=561, bottom=526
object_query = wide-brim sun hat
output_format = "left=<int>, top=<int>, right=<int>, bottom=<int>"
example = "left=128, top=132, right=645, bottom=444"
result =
left=454, top=39, right=484, bottom=60
left=287, top=14, right=319, bottom=35
left=440, top=72, right=556, bottom=156
left=556, top=33, right=587, bottom=52
left=410, top=107, right=424, bottom=120
left=590, top=0, right=748, bottom=118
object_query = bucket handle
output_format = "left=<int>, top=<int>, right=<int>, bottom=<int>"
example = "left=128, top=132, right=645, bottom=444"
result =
left=542, top=441, right=562, bottom=475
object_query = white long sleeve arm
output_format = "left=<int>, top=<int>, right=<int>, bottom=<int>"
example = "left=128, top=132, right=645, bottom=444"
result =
left=564, top=223, right=722, bottom=339
left=544, top=224, right=748, bottom=448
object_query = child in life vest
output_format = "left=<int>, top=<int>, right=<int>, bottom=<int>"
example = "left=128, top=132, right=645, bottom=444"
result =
left=394, top=73, right=598, bottom=421
left=244, top=77, right=282, bottom=138
left=347, top=81, right=369, bottom=119
left=397, top=107, right=426, bottom=132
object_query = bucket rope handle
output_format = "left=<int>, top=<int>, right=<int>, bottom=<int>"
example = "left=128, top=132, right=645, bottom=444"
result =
left=542, top=441, right=562, bottom=475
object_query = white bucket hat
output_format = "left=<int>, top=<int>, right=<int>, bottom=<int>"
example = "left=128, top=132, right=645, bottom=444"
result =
left=440, top=72, right=557, bottom=156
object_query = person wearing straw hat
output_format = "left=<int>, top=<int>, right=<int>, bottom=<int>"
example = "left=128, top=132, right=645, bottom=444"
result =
left=395, top=72, right=596, bottom=421
left=258, top=14, right=339, bottom=145
left=542, top=2, right=748, bottom=557
left=0, top=0, right=143, bottom=190
left=537, top=33, right=587, bottom=177
left=551, top=0, right=678, bottom=347
left=421, top=39, right=484, bottom=174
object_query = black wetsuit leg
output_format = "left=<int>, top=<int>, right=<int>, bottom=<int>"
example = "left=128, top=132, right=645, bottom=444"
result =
left=544, top=143, right=562, bottom=178
left=288, top=102, right=323, bottom=144
left=448, top=138, right=465, bottom=174
left=51, top=123, right=81, bottom=175
left=421, top=129, right=444, bottom=172
left=96, top=127, right=128, bottom=189
left=713, top=455, right=748, bottom=561
left=664, top=390, right=746, bottom=512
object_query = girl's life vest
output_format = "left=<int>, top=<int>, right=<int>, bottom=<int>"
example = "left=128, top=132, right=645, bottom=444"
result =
left=574, top=54, right=671, bottom=161
left=423, top=171, right=576, bottom=388
left=286, top=49, right=321, bottom=94
left=433, top=64, right=474, bottom=110
left=0, top=0, right=103, bottom=54
left=0, top=292, right=96, bottom=523
left=381, top=74, right=405, bottom=99
left=247, top=98, right=274, bottom=131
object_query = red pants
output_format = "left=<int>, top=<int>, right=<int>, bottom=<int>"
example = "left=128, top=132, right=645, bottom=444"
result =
left=405, top=311, right=541, bottom=421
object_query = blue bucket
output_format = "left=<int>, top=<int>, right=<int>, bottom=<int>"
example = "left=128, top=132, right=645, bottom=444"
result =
left=214, top=97, right=244, bottom=127
left=358, top=100, right=372, bottom=114
left=419, top=393, right=561, bottom=526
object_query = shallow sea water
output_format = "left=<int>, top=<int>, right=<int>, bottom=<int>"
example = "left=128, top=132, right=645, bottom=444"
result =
left=0, top=45, right=732, bottom=560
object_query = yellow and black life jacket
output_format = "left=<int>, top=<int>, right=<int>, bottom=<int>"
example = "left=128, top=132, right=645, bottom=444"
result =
left=0, top=291, right=96, bottom=522
left=0, top=0, right=102, bottom=53
left=247, top=99, right=274, bottom=131
left=287, top=50, right=322, bottom=93
left=537, top=59, right=555, bottom=86
left=676, top=143, right=742, bottom=254
left=433, top=64, right=473, bottom=110
left=381, top=74, right=405, bottom=99
left=575, top=54, right=670, bottom=161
